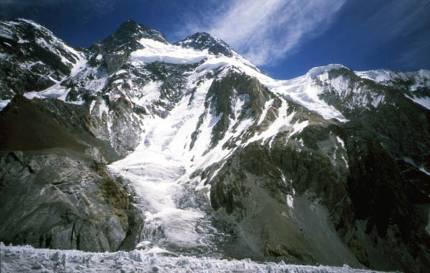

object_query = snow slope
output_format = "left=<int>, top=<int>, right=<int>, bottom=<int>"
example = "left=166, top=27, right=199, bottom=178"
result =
left=108, top=73, right=214, bottom=249
left=405, top=94, right=430, bottom=110
left=356, top=69, right=430, bottom=91
left=130, top=38, right=209, bottom=65
left=128, top=40, right=349, bottom=122
left=0, top=244, right=381, bottom=273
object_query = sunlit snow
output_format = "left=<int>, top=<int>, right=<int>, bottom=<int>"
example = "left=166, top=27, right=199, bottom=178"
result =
left=0, top=99, right=10, bottom=111
left=405, top=94, right=430, bottom=110
left=108, top=76, right=222, bottom=251
left=130, top=38, right=209, bottom=65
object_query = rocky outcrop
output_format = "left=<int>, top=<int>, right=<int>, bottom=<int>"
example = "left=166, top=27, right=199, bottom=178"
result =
left=0, top=95, right=144, bottom=252
left=209, top=125, right=357, bottom=264
left=0, top=150, right=143, bottom=251
left=89, top=20, right=167, bottom=73
left=0, top=19, right=82, bottom=99
left=177, top=32, right=233, bottom=57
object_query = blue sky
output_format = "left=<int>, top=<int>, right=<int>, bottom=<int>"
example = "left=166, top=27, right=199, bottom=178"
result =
left=0, top=0, right=429, bottom=79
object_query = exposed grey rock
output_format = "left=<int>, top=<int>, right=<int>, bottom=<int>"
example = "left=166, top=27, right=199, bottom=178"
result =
left=0, top=150, right=143, bottom=251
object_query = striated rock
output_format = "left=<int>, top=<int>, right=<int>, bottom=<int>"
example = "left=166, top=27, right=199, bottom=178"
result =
left=0, top=150, right=143, bottom=251
left=0, top=95, right=145, bottom=252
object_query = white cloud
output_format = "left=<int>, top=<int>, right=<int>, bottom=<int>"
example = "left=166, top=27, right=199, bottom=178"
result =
left=185, top=0, right=346, bottom=65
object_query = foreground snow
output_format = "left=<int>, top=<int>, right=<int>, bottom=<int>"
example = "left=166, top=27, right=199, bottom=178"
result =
left=0, top=244, right=381, bottom=273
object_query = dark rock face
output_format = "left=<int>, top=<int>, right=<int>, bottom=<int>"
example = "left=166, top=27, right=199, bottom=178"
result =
left=0, top=19, right=82, bottom=99
left=106, top=20, right=168, bottom=46
left=208, top=120, right=430, bottom=272
left=344, top=137, right=430, bottom=271
left=0, top=150, right=143, bottom=251
left=205, top=68, right=430, bottom=272
left=0, top=95, right=140, bottom=160
left=203, top=72, right=276, bottom=146
left=89, top=20, right=167, bottom=73
left=0, top=95, right=144, bottom=252
left=177, top=32, right=233, bottom=57
left=208, top=125, right=357, bottom=264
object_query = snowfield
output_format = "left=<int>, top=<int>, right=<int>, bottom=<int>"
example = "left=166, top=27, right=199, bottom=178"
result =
left=0, top=244, right=382, bottom=273
left=131, top=38, right=209, bottom=65
left=405, top=94, right=430, bottom=110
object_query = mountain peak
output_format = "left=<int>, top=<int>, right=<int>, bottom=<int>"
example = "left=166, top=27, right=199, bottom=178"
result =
left=113, top=20, right=167, bottom=44
left=0, top=18, right=54, bottom=40
left=6, top=18, right=46, bottom=30
left=0, top=18, right=82, bottom=89
left=306, top=64, right=351, bottom=79
left=95, top=20, right=168, bottom=53
left=90, top=20, right=169, bottom=70
left=118, top=19, right=140, bottom=29
left=177, top=32, right=233, bottom=57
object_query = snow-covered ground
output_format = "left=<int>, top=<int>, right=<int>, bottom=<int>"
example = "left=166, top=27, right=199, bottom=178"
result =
left=0, top=99, right=10, bottom=111
left=0, top=244, right=381, bottom=273
left=405, top=94, right=430, bottom=110
left=131, top=38, right=208, bottom=65
left=268, top=74, right=348, bottom=122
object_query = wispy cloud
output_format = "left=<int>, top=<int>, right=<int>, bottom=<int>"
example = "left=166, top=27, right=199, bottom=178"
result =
left=183, top=0, right=346, bottom=65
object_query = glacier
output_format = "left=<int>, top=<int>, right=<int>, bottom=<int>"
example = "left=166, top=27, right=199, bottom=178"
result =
left=0, top=244, right=381, bottom=273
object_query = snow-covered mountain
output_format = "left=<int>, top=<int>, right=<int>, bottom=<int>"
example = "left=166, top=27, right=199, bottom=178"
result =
left=1, top=19, right=430, bottom=273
